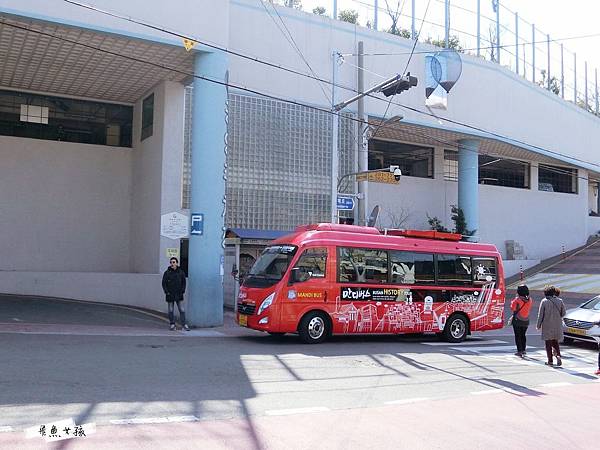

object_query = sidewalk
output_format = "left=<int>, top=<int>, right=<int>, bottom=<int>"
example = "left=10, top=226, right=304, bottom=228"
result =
left=0, top=294, right=257, bottom=338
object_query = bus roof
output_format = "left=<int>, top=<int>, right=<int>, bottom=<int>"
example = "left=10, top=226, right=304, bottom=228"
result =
left=272, top=223, right=500, bottom=256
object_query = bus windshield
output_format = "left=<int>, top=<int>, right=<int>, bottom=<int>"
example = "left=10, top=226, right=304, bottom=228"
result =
left=244, top=245, right=297, bottom=287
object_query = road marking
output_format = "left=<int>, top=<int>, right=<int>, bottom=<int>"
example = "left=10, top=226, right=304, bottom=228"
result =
left=109, top=416, right=199, bottom=425
left=450, top=345, right=522, bottom=352
left=385, top=397, right=430, bottom=405
left=470, top=389, right=504, bottom=396
left=265, top=407, right=329, bottom=416
left=0, top=426, right=14, bottom=433
left=423, top=339, right=507, bottom=346
left=539, top=382, right=572, bottom=388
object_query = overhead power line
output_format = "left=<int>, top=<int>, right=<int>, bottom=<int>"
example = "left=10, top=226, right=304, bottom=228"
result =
left=0, top=20, right=593, bottom=185
left=40, top=2, right=600, bottom=172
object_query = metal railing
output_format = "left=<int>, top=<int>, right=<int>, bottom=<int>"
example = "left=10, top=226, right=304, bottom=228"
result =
left=276, top=0, right=599, bottom=116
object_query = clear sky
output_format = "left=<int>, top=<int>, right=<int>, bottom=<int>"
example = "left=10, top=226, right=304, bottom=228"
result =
left=288, top=0, right=600, bottom=95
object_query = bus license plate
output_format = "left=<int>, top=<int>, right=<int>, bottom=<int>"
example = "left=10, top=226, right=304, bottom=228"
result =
left=239, top=314, right=248, bottom=327
left=566, top=327, right=586, bottom=336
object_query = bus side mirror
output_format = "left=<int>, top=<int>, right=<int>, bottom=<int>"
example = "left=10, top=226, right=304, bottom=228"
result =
left=289, top=268, right=310, bottom=285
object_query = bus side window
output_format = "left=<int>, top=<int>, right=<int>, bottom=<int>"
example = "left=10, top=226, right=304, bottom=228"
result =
left=472, top=258, right=497, bottom=285
left=338, top=247, right=388, bottom=283
left=292, top=248, right=327, bottom=282
left=437, top=254, right=472, bottom=286
left=389, top=251, right=435, bottom=285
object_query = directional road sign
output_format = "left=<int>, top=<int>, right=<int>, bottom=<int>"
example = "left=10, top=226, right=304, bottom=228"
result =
left=337, top=195, right=355, bottom=210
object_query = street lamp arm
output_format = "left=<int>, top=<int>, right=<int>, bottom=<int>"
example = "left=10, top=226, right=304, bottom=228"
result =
left=333, top=74, right=402, bottom=111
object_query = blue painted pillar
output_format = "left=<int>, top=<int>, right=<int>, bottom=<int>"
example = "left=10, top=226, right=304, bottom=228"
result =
left=188, top=50, right=228, bottom=327
left=458, top=139, right=479, bottom=242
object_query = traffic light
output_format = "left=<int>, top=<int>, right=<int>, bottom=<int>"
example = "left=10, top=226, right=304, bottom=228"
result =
left=380, top=73, right=418, bottom=97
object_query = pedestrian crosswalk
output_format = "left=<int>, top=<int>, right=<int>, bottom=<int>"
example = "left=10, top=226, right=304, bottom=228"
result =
left=444, top=338, right=599, bottom=377
left=508, top=272, right=600, bottom=294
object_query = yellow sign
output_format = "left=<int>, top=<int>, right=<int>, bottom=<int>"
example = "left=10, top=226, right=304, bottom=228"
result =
left=356, top=171, right=399, bottom=184
left=182, top=38, right=196, bottom=51
left=166, top=248, right=180, bottom=259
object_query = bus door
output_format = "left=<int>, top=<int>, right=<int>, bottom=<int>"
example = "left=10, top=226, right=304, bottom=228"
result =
left=336, top=247, right=389, bottom=334
left=282, top=247, right=329, bottom=326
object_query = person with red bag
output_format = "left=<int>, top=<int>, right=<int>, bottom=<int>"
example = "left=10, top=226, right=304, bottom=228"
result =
left=510, top=284, right=533, bottom=357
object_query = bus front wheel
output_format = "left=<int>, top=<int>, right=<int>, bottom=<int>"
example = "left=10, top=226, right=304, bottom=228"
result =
left=443, top=314, right=469, bottom=343
left=298, top=311, right=330, bottom=344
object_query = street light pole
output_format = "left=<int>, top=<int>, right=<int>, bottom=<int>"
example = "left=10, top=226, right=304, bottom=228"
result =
left=330, top=50, right=340, bottom=224
left=330, top=45, right=417, bottom=224
left=357, top=41, right=367, bottom=225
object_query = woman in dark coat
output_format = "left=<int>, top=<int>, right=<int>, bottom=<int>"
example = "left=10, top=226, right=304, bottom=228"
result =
left=536, top=285, right=566, bottom=366
left=162, top=257, right=189, bottom=331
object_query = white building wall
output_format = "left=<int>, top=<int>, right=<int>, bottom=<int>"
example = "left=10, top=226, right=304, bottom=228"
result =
left=129, top=80, right=186, bottom=275
left=0, top=0, right=229, bottom=50
left=229, top=1, right=600, bottom=170
left=130, top=83, right=165, bottom=273
left=158, top=81, right=187, bottom=272
left=0, top=136, right=132, bottom=272
left=228, top=1, right=599, bottom=261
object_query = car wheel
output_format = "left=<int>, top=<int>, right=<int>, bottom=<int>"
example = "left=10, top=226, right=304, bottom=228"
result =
left=443, top=314, right=468, bottom=343
left=298, top=311, right=330, bottom=344
left=563, top=336, right=574, bottom=345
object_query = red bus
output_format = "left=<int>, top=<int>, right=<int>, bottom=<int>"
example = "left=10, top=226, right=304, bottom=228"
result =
left=236, top=223, right=505, bottom=344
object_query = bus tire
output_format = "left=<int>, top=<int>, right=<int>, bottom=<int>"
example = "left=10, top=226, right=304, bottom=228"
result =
left=298, top=311, right=330, bottom=344
left=443, top=314, right=469, bottom=343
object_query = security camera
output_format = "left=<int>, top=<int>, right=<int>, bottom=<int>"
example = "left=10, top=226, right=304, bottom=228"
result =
left=389, top=166, right=402, bottom=181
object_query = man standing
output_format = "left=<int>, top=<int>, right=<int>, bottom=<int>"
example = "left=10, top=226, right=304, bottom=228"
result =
left=162, top=257, right=189, bottom=331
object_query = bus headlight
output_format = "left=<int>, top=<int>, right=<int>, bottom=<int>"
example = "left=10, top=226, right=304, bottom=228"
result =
left=257, top=293, right=275, bottom=315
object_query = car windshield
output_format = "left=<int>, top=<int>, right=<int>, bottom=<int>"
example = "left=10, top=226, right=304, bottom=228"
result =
left=244, top=245, right=297, bottom=287
left=581, top=296, right=600, bottom=311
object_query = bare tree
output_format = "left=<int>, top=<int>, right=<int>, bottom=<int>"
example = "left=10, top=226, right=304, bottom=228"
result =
left=384, top=0, right=402, bottom=35
left=379, top=206, right=411, bottom=229
left=487, top=24, right=497, bottom=62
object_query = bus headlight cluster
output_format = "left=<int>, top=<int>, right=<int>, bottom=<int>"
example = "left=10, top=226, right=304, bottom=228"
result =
left=257, top=293, right=275, bottom=315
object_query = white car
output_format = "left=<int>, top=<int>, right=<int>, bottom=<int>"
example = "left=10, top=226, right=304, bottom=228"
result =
left=563, top=296, right=600, bottom=345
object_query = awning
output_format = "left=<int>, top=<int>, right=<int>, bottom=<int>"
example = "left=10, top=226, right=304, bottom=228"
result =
left=225, top=228, right=290, bottom=242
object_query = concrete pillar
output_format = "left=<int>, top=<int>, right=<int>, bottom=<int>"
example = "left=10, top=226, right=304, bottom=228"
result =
left=188, top=50, right=228, bottom=327
left=458, top=139, right=479, bottom=242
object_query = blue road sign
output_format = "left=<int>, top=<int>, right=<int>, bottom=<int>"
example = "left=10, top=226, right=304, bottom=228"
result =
left=337, top=195, right=355, bottom=210
left=191, top=213, right=204, bottom=236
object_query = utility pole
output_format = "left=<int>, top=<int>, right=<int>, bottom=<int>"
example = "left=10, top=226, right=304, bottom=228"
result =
left=330, top=42, right=418, bottom=224
left=330, top=50, right=340, bottom=224
left=357, top=41, right=367, bottom=225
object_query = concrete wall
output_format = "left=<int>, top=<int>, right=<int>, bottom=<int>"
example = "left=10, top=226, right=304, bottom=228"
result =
left=228, top=1, right=600, bottom=172
left=130, top=80, right=187, bottom=274
left=0, top=271, right=165, bottom=312
left=158, top=81, right=187, bottom=273
left=0, top=136, right=132, bottom=272
left=130, top=83, right=164, bottom=273
left=371, top=147, right=589, bottom=262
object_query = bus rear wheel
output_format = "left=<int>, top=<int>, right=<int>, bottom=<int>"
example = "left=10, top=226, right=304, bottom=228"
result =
left=298, top=311, right=330, bottom=344
left=443, top=314, right=469, bottom=343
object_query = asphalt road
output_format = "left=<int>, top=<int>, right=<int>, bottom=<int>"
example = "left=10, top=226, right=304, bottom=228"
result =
left=1, top=329, right=598, bottom=449
left=1, top=291, right=598, bottom=449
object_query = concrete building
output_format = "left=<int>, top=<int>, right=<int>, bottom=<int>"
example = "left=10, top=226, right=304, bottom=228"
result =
left=1, top=0, right=599, bottom=323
